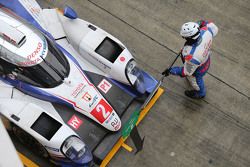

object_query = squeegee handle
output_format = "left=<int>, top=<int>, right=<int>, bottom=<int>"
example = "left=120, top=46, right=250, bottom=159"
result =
left=161, top=51, right=182, bottom=78
left=170, top=52, right=181, bottom=68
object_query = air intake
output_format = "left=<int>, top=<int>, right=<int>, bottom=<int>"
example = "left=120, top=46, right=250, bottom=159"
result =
left=0, top=19, right=26, bottom=47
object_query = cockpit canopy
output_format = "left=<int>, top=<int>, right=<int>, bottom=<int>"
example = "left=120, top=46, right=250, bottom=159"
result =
left=0, top=8, right=48, bottom=67
left=0, top=8, right=70, bottom=88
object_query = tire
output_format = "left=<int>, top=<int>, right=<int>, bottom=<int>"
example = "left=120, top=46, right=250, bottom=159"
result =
left=12, top=125, right=49, bottom=159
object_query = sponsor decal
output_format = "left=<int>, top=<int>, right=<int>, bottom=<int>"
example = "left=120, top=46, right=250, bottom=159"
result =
left=18, top=58, right=41, bottom=66
left=98, top=79, right=112, bottom=94
left=112, top=118, right=121, bottom=131
left=18, top=39, right=47, bottom=66
left=67, top=115, right=83, bottom=130
left=88, top=95, right=98, bottom=108
left=30, top=7, right=41, bottom=15
left=28, top=38, right=47, bottom=59
left=2, top=33, right=16, bottom=45
left=200, top=58, right=210, bottom=73
left=202, top=40, right=212, bottom=57
left=82, top=92, right=92, bottom=102
left=88, top=53, right=111, bottom=70
left=106, top=112, right=120, bottom=130
left=20, top=0, right=42, bottom=20
left=90, top=99, right=112, bottom=123
left=71, top=83, right=86, bottom=98
left=27, top=42, right=42, bottom=60
left=120, top=56, right=125, bottom=62
left=44, top=146, right=59, bottom=152
left=40, top=38, right=47, bottom=57
left=122, top=110, right=139, bottom=138
left=105, top=112, right=115, bottom=124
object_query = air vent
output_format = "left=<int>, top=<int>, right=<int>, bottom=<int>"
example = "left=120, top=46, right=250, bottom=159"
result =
left=0, top=20, right=26, bottom=47
left=11, top=114, right=20, bottom=121
left=88, top=24, right=97, bottom=31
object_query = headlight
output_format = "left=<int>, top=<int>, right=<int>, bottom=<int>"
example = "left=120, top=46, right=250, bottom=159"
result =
left=125, top=60, right=146, bottom=94
left=61, top=136, right=92, bottom=164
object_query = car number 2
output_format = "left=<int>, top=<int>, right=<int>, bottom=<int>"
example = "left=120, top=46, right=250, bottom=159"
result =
left=91, top=99, right=112, bottom=123
left=96, top=104, right=110, bottom=119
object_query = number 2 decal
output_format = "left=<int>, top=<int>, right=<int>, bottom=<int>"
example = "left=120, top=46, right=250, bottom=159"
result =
left=96, top=104, right=111, bottom=119
left=91, top=99, right=112, bottom=123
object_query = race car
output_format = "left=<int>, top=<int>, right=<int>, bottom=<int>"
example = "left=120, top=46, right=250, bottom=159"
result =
left=0, top=0, right=159, bottom=166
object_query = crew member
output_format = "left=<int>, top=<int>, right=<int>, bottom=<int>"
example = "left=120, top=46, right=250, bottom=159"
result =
left=166, top=20, right=218, bottom=99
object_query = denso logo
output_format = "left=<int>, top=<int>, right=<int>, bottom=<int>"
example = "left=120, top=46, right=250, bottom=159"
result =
left=27, top=42, right=42, bottom=60
left=27, top=39, right=47, bottom=60
left=89, top=95, right=98, bottom=108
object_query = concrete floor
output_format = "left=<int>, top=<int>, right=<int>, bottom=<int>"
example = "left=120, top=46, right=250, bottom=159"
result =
left=36, top=0, right=249, bottom=166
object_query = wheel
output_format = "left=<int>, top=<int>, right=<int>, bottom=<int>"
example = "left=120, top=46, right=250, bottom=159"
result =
left=12, top=125, right=49, bottom=158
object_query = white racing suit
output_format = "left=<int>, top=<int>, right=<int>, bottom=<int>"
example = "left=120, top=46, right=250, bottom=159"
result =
left=172, top=21, right=218, bottom=97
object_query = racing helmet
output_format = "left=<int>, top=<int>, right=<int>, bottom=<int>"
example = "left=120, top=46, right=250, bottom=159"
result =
left=180, top=22, right=200, bottom=40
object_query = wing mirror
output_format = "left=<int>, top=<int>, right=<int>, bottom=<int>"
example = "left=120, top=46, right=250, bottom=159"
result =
left=63, top=6, right=78, bottom=19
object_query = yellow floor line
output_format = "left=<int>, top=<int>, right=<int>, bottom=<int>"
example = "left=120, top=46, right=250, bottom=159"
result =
left=100, top=138, right=125, bottom=167
left=121, top=143, right=133, bottom=152
left=100, top=88, right=164, bottom=167
left=136, top=88, right=164, bottom=125
left=18, top=152, right=39, bottom=167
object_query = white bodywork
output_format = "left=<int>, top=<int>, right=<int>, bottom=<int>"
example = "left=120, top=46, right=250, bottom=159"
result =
left=0, top=8, right=121, bottom=132
left=41, top=9, right=138, bottom=85
left=0, top=0, right=147, bottom=163
left=58, top=14, right=135, bottom=84
left=0, top=80, right=76, bottom=158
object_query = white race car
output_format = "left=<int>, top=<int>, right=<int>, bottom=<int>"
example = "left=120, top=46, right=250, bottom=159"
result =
left=0, top=0, right=158, bottom=166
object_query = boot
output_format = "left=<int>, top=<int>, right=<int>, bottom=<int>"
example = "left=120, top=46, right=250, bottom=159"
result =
left=184, top=90, right=205, bottom=99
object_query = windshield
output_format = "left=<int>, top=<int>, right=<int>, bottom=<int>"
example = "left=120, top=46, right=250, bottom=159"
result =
left=21, top=37, right=70, bottom=88
left=1, top=36, right=70, bottom=88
